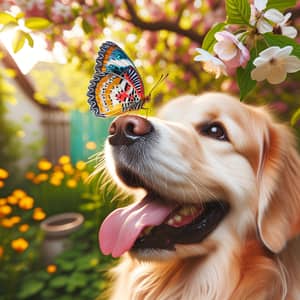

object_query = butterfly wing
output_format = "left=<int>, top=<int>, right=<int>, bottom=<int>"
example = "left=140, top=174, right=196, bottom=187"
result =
left=95, top=41, right=145, bottom=97
left=87, top=72, right=145, bottom=118
left=87, top=41, right=146, bottom=117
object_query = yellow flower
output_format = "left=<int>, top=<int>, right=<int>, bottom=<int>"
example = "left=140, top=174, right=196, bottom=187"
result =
left=32, top=177, right=41, bottom=184
left=0, top=205, right=12, bottom=217
left=49, top=177, right=61, bottom=186
left=0, top=198, right=7, bottom=206
left=0, top=181, right=4, bottom=188
left=32, top=208, right=46, bottom=221
left=81, top=171, right=90, bottom=181
left=76, top=161, right=86, bottom=170
left=1, top=218, right=14, bottom=228
left=85, top=141, right=97, bottom=150
left=19, top=224, right=29, bottom=232
left=46, top=264, right=57, bottom=273
left=19, top=196, right=34, bottom=210
left=66, top=179, right=77, bottom=188
left=53, top=165, right=61, bottom=172
left=0, top=246, right=4, bottom=258
left=0, top=168, right=9, bottom=180
left=7, top=196, right=18, bottom=205
left=35, top=173, right=49, bottom=182
left=25, top=172, right=35, bottom=180
left=12, top=189, right=27, bottom=199
left=10, top=216, right=21, bottom=225
left=58, top=155, right=70, bottom=165
left=52, top=171, right=64, bottom=180
left=62, top=164, right=74, bottom=175
left=11, top=238, right=29, bottom=253
left=37, top=159, right=52, bottom=171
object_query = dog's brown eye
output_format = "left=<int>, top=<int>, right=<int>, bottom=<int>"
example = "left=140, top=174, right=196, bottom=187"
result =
left=201, top=123, right=228, bottom=141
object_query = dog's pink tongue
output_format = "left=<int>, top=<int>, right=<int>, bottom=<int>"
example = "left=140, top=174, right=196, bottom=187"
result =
left=99, top=197, right=173, bottom=258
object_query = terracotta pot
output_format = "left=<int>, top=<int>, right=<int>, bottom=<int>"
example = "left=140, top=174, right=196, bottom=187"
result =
left=40, top=212, right=84, bottom=264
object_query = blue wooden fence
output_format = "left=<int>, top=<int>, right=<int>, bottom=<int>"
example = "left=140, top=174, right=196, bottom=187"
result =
left=70, top=111, right=112, bottom=162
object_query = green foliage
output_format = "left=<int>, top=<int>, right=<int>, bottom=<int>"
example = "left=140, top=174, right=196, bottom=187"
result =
left=202, top=23, right=226, bottom=52
left=237, top=52, right=256, bottom=100
left=14, top=168, right=131, bottom=300
left=17, top=280, right=44, bottom=299
left=0, top=188, right=45, bottom=300
left=0, top=67, right=23, bottom=172
left=0, top=156, right=130, bottom=300
left=12, top=30, right=26, bottom=53
left=266, top=0, right=297, bottom=11
left=24, top=17, right=51, bottom=30
left=263, top=33, right=300, bottom=58
left=0, top=12, right=17, bottom=25
left=291, top=108, right=300, bottom=127
left=225, top=0, right=251, bottom=25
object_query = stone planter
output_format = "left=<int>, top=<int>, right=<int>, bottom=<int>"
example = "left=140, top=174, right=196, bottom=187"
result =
left=40, top=212, right=84, bottom=264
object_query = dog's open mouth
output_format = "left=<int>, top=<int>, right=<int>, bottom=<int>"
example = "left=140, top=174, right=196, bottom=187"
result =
left=99, top=193, right=229, bottom=258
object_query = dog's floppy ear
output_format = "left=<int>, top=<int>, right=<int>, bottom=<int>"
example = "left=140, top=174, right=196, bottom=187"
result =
left=257, top=115, right=300, bottom=253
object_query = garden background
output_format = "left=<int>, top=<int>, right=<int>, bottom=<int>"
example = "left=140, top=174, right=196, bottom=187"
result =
left=0, top=0, right=300, bottom=299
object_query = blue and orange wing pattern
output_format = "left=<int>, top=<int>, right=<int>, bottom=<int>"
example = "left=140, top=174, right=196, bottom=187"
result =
left=87, top=41, right=147, bottom=117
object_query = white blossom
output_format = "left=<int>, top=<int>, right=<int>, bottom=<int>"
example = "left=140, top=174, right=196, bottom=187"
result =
left=250, top=0, right=297, bottom=37
left=194, top=48, right=227, bottom=78
left=251, top=46, right=300, bottom=84
left=276, top=12, right=298, bottom=38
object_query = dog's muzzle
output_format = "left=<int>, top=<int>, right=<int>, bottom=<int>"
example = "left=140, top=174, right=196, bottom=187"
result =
left=108, top=115, right=153, bottom=146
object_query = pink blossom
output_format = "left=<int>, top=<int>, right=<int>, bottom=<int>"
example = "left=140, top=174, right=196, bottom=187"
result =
left=214, top=31, right=250, bottom=74
left=270, top=101, right=288, bottom=113
left=0, top=0, right=16, bottom=11
left=15, top=0, right=47, bottom=18
left=174, top=36, right=183, bottom=48
left=191, top=16, right=202, bottom=28
left=50, top=0, right=73, bottom=24
left=183, top=72, right=193, bottom=81
left=171, top=1, right=181, bottom=11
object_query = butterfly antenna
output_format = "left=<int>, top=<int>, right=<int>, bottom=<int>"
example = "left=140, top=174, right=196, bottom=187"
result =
left=148, top=73, right=169, bottom=97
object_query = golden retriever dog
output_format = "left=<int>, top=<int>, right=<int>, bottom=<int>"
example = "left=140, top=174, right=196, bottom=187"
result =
left=99, top=93, right=300, bottom=300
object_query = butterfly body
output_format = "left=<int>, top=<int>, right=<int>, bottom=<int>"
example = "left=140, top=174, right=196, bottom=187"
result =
left=87, top=41, right=147, bottom=117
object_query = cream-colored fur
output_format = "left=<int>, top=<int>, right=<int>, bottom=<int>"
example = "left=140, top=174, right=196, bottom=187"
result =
left=104, top=93, right=300, bottom=300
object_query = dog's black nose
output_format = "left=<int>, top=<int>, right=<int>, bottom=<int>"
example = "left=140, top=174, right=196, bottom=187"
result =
left=108, top=115, right=153, bottom=146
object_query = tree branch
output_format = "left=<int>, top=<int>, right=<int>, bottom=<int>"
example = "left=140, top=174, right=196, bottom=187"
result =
left=122, top=0, right=205, bottom=45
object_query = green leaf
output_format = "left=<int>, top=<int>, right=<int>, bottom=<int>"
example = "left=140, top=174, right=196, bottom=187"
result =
left=25, top=17, right=51, bottom=30
left=12, top=30, right=26, bottom=53
left=291, top=108, right=300, bottom=127
left=264, top=33, right=300, bottom=58
left=202, top=23, right=226, bottom=52
left=15, top=12, right=25, bottom=20
left=82, top=19, right=92, bottom=34
left=266, top=0, right=296, bottom=11
left=0, top=12, right=17, bottom=25
left=226, top=0, right=251, bottom=25
left=58, top=260, right=75, bottom=271
left=237, top=50, right=257, bottom=100
left=49, top=275, right=69, bottom=288
left=17, top=280, right=44, bottom=299
left=23, top=32, right=34, bottom=47
left=67, top=272, right=87, bottom=288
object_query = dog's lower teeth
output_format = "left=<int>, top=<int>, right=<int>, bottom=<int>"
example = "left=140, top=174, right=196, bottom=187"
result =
left=178, top=205, right=198, bottom=217
left=142, top=226, right=153, bottom=236
left=167, top=219, right=174, bottom=225
left=174, top=215, right=182, bottom=222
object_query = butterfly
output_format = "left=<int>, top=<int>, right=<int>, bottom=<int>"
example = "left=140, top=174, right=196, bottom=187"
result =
left=87, top=41, right=150, bottom=118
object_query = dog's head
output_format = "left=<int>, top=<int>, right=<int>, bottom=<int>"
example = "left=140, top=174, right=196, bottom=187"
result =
left=99, top=93, right=300, bottom=260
